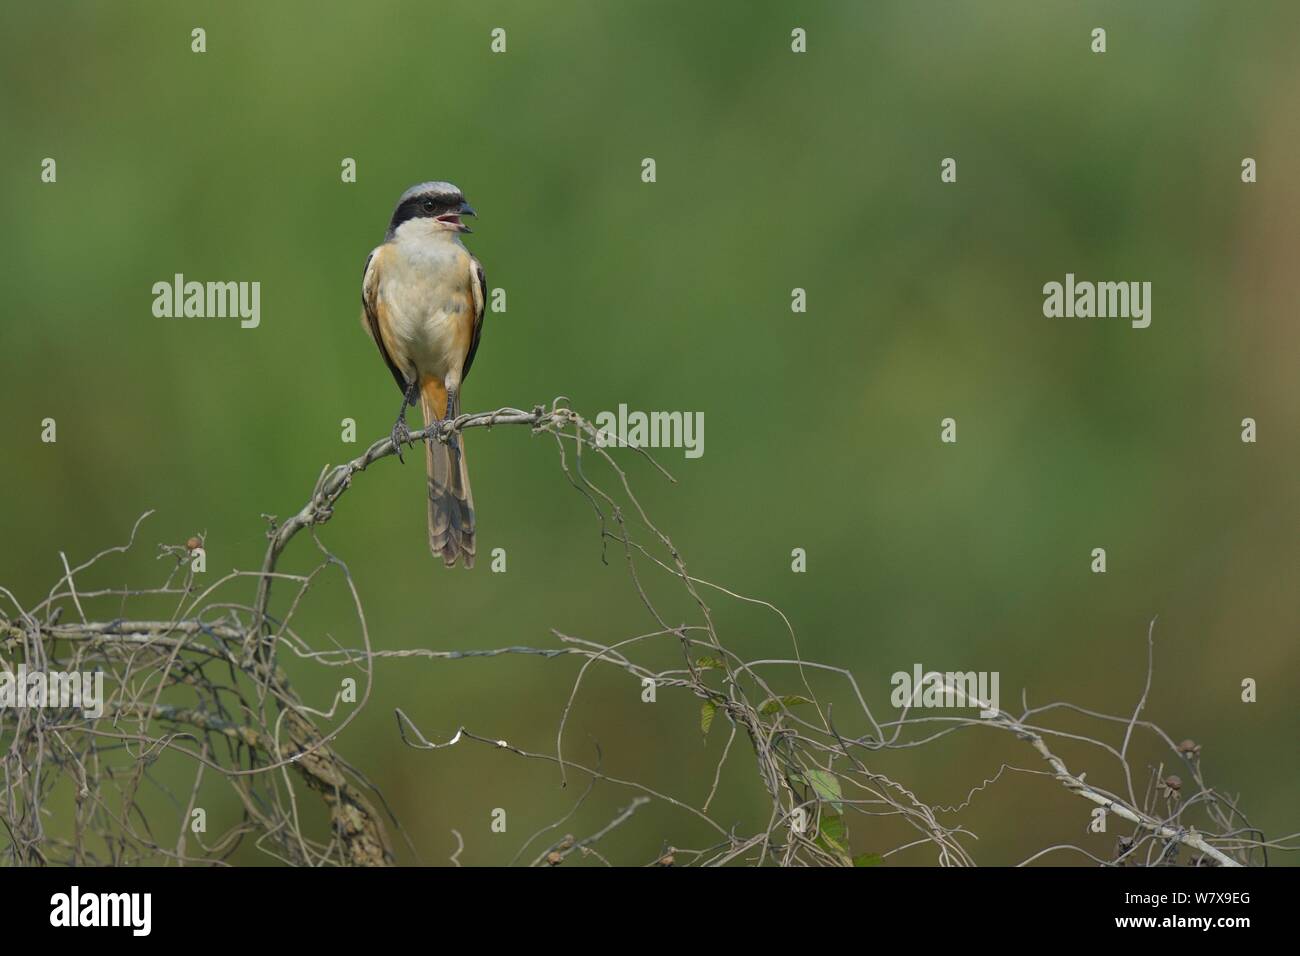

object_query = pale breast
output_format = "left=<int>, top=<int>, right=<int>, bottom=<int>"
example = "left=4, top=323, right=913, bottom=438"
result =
left=379, top=236, right=474, bottom=379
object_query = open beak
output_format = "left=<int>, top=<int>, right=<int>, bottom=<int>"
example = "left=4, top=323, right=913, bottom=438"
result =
left=436, top=200, right=477, bottom=233
left=456, top=200, right=476, bottom=233
left=435, top=201, right=476, bottom=233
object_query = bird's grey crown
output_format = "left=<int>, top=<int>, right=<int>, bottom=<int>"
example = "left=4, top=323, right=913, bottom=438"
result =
left=395, top=181, right=464, bottom=206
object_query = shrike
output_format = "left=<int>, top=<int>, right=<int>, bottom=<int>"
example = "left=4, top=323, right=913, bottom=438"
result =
left=361, top=182, right=486, bottom=568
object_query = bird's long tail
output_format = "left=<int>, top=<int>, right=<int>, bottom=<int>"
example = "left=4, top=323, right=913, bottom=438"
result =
left=420, top=376, right=475, bottom=568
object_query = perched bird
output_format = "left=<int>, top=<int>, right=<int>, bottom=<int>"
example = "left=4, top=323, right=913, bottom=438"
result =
left=361, top=182, right=486, bottom=568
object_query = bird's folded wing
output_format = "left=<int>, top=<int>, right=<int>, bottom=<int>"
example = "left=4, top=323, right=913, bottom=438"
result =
left=361, top=245, right=408, bottom=392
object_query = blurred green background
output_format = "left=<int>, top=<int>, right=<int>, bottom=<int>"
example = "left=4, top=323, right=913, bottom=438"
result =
left=1, top=0, right=1296, bottom=865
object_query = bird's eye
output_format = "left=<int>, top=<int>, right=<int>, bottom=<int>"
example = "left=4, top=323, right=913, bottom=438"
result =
left=421, top=198, right=436, bottom=212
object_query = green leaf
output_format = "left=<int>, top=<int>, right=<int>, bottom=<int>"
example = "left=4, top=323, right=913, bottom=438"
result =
left=759, top=694, right=814, bottom=716
left=853, top=852, right=885, bottom=867
left=695, top=656, right=725, bottom=670
left=700, top=700, right=717, bottom=735
left=805, top=768, right=844, bottom=812
left=818, top=813, right=847, bottom=847
left=814, top=814, right=851, bottom=864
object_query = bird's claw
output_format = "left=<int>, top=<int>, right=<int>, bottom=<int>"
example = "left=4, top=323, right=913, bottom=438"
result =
left=428, top=418, right=457, bottom=450
left=391, top=420, right=412, bottom=463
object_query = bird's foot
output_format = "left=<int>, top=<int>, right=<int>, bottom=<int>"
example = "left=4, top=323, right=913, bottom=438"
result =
left=430, top=417, right=458, bottom=450
left=390, top=419, right=413, bottom=463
